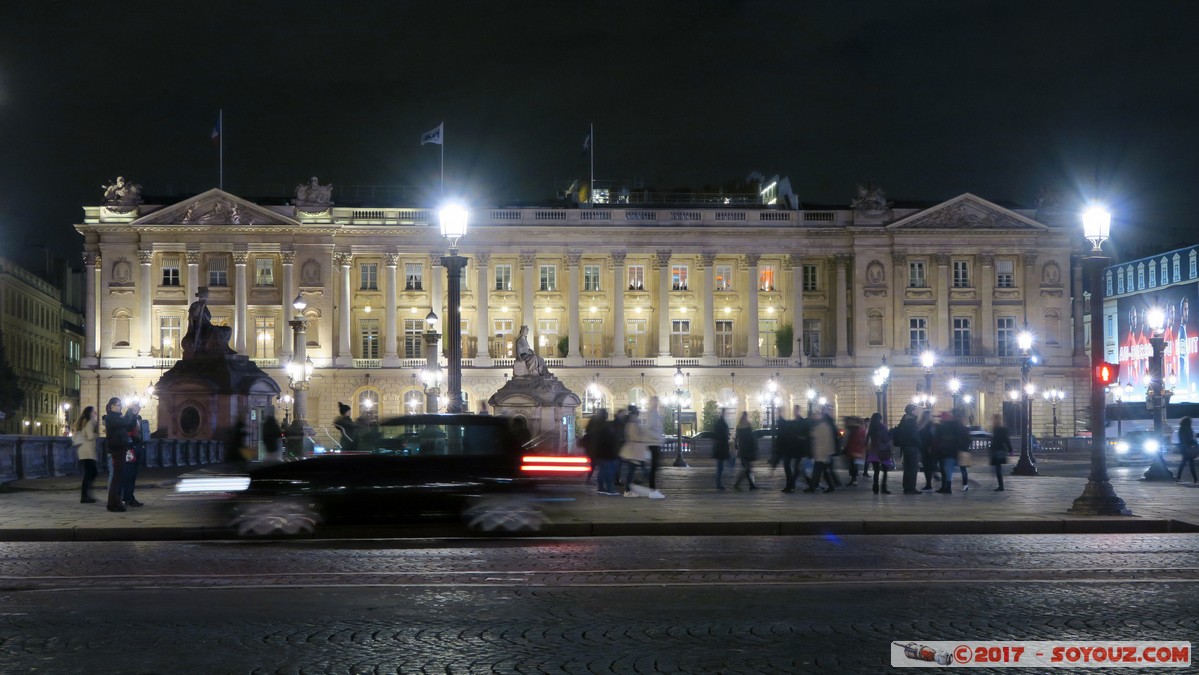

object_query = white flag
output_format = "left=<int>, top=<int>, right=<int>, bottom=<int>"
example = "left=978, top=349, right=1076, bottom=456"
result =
left=421, top=123, right=443, bottom=146
left=582, top=131, right=591, bottom=153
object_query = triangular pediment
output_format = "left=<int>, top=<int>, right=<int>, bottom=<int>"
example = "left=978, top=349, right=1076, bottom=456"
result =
left=131, top=189, right=301, bottom=227
left=887, top=193, right=1046, bottom=231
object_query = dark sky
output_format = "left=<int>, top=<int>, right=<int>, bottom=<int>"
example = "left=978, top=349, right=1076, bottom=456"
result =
left=2, top=0, right=1197, bottom=274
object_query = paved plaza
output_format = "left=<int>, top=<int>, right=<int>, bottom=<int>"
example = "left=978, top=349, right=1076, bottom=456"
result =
left=2, top=457, right=1197, bottom=541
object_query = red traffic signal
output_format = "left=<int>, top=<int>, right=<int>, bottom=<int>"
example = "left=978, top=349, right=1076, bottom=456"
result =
left=1095, top=362, right=1119, bottom=386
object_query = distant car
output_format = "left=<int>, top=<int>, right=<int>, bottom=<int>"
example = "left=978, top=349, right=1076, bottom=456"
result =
left=175, top=414, right=587, bottom=536
left=1111, top=430, right=1168, bottom=465
left=689, top=430, right=726, bottom=457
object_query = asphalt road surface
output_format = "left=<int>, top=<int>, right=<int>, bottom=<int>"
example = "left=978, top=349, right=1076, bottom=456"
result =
left=1, top=535, right=1195, bottom=674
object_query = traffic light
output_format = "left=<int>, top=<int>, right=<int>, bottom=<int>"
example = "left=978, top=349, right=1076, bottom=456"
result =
left=1095, top=362, right=1119, bottom=386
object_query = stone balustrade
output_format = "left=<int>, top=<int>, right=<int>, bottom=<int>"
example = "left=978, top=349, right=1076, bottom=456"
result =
left=0, top=436, right=226, bottom=482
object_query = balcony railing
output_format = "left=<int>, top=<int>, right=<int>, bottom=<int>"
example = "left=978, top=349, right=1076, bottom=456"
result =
left=807, top=357, right=836, bottom=367
left=720, top=358, right=744, bottom=367
left=353, top=359, right=381, bottom=369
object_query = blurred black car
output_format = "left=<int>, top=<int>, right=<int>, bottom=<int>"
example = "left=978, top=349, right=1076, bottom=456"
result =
left=175, top=414, right=585, bottom=536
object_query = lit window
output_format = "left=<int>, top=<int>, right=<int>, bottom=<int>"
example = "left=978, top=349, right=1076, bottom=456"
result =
left=583, top=265, right=601, bottom=292
left=360, top=263, right=378, bottom=291
left=405, top=263, right=423, bottom=290
left=494, top=264, right=512, bottom=291
left=161, top=256, right=181, bottom=287
left=255, top=258, right=274, bottom=286
left=671, top=265, right=688, bottom=290
left=908, top=261, right=926, bottom=288
left=715, top=265, right=732, bottom=291
left=539, top=265, right=557, bottom=291
left=628, top=265, right=645, bottom=290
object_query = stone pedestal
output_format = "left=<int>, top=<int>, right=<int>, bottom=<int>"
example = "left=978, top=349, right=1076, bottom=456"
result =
left=488, top=375, right=580, bottom=452
left=154, top=355, right=281, bottom=441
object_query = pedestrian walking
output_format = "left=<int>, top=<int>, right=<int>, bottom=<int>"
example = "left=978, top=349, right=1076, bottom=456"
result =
left=645, top=397, right=665, bottom=491
left=989, top=413, right=1012, bottom=491
left=778, top=406, right=806, bottom=493
left=581, top=410, right=605, bottom=484
left=843, top=416, right=866, bottom=487
left=712, top=410, right=731, bottom=490
left=894, top=404, right=922, bottom=494
left=590, top=409, right=621, bottom=495
left=934, top=411, right=968, bottom=494
left=732, top=412, right=759, bottom=490
left=918, top=410, right=937, bottom=491
left=121, top=409, right=146, bottom=507
left=1175, top=416, right=1198, bottom=483
left=956, top=414, right=974, bottom=492
left=72, top=406, right=99, bottom=504
left=865, top=412, right=893, bottom=494
left=334, top=402, right=358, bottom=452
left=804, top=408, right=838, bottom=493
left=102, top=397, right=140, bottom=513
left=619, top=410, right=654, bottom=495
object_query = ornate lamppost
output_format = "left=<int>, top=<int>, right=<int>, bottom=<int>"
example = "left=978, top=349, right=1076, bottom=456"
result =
left=670, top=366, right=691, bottom=467
left=438, top=204, right=469, bottom=413
left=805, top=388, right=817, bottom=416
left=1144, top=307, right=1176, bottom=481
left=921, top=350, right=937, bottom=412
left=1043, top=388, right=1066, bottom=440
left=872, top=357, right=890, bottom=424
left=947, top=376, right=962, bottom=414
left=1070, top=205, right=1129, bottom=514
left=421, top=310, right=442, bottom=413
left=277, top=394, right=293, bottom=426
left=913, top=392, right=937, bottom=411
left=1012, top=328, right=1039, bottom=476
left=286, top=293, right=314, bottom=456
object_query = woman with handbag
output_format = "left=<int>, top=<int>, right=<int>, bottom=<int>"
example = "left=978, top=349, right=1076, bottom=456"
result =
left=989, top=413, right=1013, bottom=491
left=72, top=406, right=99, bottom=503
left=864, top=412, right=892, bottom=494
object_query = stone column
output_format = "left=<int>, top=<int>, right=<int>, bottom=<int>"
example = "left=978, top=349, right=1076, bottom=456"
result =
left=980, top=253, right=995, bottom=355
left=834, top=254, right=851, bottom=359
left=699, top=252, right=717, bottom=365
left=520, top=250, right=537, bottom=332
left=430, top=254, right=444, bottom=360
left=745, top=253, right=761, bottom=364
left=233, top=249, right=248, bottom=354
left=82, top=252, right=99, bottom=366
left=383, top=252, right=400, bottom=366
left=788, top=253, right=804, bottom=366
left=1071, top=254, right=1087, bottom=365
left=474, top=252, right=492, bottom=366
left=185, top=250, right=200, bottom=307
left=891, top=252, right=906, bottom=358
left=935, top=253, right=950, bottom=352
left=279, top=250, right=295, bottom=360
left=566, top=251, right=583, bottom=366
left=656, top=250, right=672, bottom=361
left=138, top=249, right=154, bottom=358
left=611, top=252, right=628, bottom=366
left=1022, top=253, right=1039, bottom=330
left=335, top=252, right=353, bottom=366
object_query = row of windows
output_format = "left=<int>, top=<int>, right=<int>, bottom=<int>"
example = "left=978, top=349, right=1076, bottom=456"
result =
left=1, top=287, right=59, bottom=330
left=907, top=259, right=1016, bottom=289
left=1109, top=250, right=1199, bottom=295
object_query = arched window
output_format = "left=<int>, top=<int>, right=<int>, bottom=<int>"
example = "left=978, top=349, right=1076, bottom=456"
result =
left=403, top=390, right=425, bottom=414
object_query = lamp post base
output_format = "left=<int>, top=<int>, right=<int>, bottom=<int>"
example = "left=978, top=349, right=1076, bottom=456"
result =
left=1142, top=456, right=1175, bottom=481
left=1011, top=456, right=1039, bottom=476
left=1068, top=479, right=1132, bottom=515
left=672, top=453, right=689, bottom=468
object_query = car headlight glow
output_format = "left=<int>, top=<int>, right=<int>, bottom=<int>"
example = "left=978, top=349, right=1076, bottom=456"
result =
left=1115, top=442, right=1129, bottom=454
left=1144, top=439, right=1160, bottom=453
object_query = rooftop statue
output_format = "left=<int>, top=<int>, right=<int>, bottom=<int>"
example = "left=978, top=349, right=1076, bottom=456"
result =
left=101, top=176, right=144, bottom=206
left=850, top=182, right=889, bottom=212
left=293, top=176, right=333, bottom=207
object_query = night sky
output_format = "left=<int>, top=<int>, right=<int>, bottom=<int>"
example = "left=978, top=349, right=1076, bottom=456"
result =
left=2, top=1, right=1197, bottom=274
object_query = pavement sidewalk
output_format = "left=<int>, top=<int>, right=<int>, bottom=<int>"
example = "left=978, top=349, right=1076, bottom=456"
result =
left=2, top=460, right=1197, bottom=541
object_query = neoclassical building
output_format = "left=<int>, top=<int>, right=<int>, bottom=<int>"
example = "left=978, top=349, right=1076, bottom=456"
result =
left=75, top=184, right=1090, bottom=441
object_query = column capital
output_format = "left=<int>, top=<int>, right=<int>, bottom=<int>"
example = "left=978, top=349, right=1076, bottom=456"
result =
left=609, top=251, right=627, bottom=267
left=933, top=253, right=950, bottom=266
left=474, top=252, right=490, bottom=267
left=137, top=249, right=154, bottom=266
left=979, top=252, right=995, bottom=267
left=700, top=251, right=717, bottom=267
left=430, top=253, right=442, bottom=267
left=566, top=251, right=583, bottom=267
left=232, top=249, right=249, bottom=265
left=281, top=250, right=296, bottom=266
left=744, top=253, right=761, bottom=267
left=832, top=253, right=853, bottom=267
left=335, top=252, right=353, bottom=268
left=654, top=249, right=673, bottom=268
left=83, top=251, right=101, bottom=268
left=186, top=250, right=201, bottom=266
left=1022, top=252, right=1038, bottom=265
left=384, top=252, right=399, bottom=267
left=520, top=250, right=538, bottom=267
left=785, top=253, right=802, bottom=269
left=891, top=251, right=907, bottom=265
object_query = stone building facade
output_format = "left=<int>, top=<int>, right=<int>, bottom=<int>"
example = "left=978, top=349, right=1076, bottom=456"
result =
left=75, top=187, right=1090, bottom=440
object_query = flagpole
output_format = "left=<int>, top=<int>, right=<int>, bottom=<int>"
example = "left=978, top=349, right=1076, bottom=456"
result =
left=589, top=122, right=594, bottom=206
left=218, top=109, right=224, bottom=191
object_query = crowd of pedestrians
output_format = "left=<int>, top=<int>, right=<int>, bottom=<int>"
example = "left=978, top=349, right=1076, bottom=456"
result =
left=580, top=398, right=666, bottom=499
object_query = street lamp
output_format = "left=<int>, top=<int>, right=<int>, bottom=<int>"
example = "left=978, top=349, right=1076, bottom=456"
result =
left=422, top=310, right=442, bottom=413
left=1043, top=388, right=1066, bottom=440
left=1144, top=307, right=1176, bottom=481
left=1012, top=328, right=1039, bottom=476
left=277, top=394, right=293, bottom=426
left=947, top=376, right=961, bottom=414
left=60, top=402, right=71, bottom=436
left=921, top=351, right=937, bottom=412
left=806, top=388, right=817, bottom=416
left=1070, top=205, right=1129, bottom=514
left=913, top=392, right=937, bottom=410
left=439, top=203, right=469, bottom=414
left=585, top=373, right=602, bottom=413
left=872, top=357, right=890, bottom=424
left=285, top=292, right=313, bottom=456
left=671, top=366, right=690, bottom=467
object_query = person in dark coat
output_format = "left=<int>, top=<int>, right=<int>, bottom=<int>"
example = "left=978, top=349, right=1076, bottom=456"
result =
left=592, top=410, right=621, bottom=495
left=777, top=405, right=807, bottom=493
left=121, top=409, right=146, bottom=507
left=895, top=404, right=922, bottom=494
left=102, top=397, right=140, bottom=513
left=581, top=409, right=606, bottom=484
left=732, top=412, right=758, bottom=490
left=334, top=402, right=358, bottom=452
left=1177, top=417, right=1198, bottom=483
left=917, top=410, right=936, bottom=490
left=712, top=410, right=731, bottom=490
left=989, top=413, right=1013, bottom=491
left=934, top=411, right=969, bottom=493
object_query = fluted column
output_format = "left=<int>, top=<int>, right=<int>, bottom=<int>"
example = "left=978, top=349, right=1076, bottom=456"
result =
left=474, top=253, right=492, bottom=366
left=1072, top=254, right=1087, bottom=365
left=788, top=254, right=804, bottom=366
left=137, top=249, right=154, bottom=359
left=430, top=254, right=444, bottom=360
left=520, top=250, right=536, bottom=332
left=185, top=250, right=200, bottom=307
left=745, top=253, right=761, bottom=364
left=611, top=252, right=628, bottom=365
left=935, top=253, right=950, bottom=352
left=656, top=250, right=672, bottom=361
left=82, top=252, right=99, bottom=366
left=1023, top=253, right=1039, bottom=330
left=701, top=252, right=717, bottom=365
left=891, top=252, right=906, bottom=358
left=980, top=253, right=995, bottom=355
left=383, top=252, right=400, bottom=366
left=834, top=253, right=851, bottom=359
left=233, top=249, right=248, bottom=353
left=566, top=251, right=583, bottom=366
left=280, top=250, right=295, bottom=360
left=335, top=252, right=353, bottom=366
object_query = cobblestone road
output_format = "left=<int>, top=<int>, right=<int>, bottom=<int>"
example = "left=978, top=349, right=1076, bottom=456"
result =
left=0, top=535, right=1195, bottom=673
